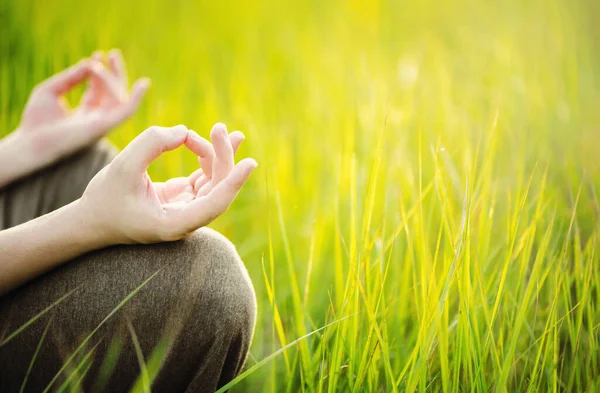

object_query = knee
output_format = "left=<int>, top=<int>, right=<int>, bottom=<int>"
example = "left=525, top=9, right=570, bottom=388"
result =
left=179, top=228, right=257, bottom=339
left=134, top=230, right=257, bottom=393
left=78, top=227, right=257, bottom=335
left=22, top=229, right=256, bottom=390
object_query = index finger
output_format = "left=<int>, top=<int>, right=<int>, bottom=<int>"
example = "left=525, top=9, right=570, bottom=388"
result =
left=185, top=131, right=215, bottom=175
left=37, top=59, right=93, bottom=95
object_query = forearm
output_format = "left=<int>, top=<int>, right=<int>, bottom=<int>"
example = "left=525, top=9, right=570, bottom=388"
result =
left=0, top=199, right=110, bottom=295
left=0, top=131, right=41, bottom=189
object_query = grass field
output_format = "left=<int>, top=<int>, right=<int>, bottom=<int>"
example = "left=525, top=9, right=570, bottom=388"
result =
left=1, top=0, right=600, bottom=391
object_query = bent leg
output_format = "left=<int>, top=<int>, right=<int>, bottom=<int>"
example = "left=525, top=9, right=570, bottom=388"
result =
left=0, top=140, right=118, bottom=230
left=0, top=228, right=256, bottom=393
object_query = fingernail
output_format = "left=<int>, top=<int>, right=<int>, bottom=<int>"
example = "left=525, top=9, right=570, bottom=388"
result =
left=211, top=123, right=228, bottom=139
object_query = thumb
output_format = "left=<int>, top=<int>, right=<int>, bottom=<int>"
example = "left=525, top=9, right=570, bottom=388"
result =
left=112, top=125, right=189, bottom=175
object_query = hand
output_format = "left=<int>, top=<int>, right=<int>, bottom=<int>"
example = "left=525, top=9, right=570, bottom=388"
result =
left=17, top=49, right=149, bottom=167
left=154, top=127, right=246, bottom=204
left=80, top=123, right=257, bottom=245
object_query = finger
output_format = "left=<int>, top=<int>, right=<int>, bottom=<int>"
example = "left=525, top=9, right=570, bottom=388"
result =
left=163, top=177, right=195, bottom=203
left=165, top=158, right=257, bottom=230
left=90, top=62, right=127, bottom=102
left=79, top=52, right=106, bottom=107
left=230, top=131, right=245, bottom=155
left=128, top=77, right=151, bottom=106
left=194, top=131, right=244, bottom=176
left=195, top=177, right=212, bottom=197
left=100, top=78, right=150, bottom=129
left=189, top=170, right=210, bottom=195
left=114, top=125, right=189, bottom=174
left=92, top=50, right=104, bottom=62
left=187, top=168, right=206, bottom=186
left=108, top=48, right=128, bottom=86
left=194, top=131, right=247, bottom=196
left=37, top=59, right=93, bottom=95
left=80, top=74, right=103, bottom=107
left=187, top=168, right=210, bottom=195
left=186, top=131, right=215, bottom=176
left=165, top=177, right=194, bottom=194
left=211, top=123, right=234, bottom=184
left=196, top=178, right=213, bottom=198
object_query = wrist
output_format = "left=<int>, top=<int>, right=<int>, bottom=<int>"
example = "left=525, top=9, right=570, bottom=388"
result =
left=0, top=198, right=115, bottom=294
left=67, top=198, right=116, bottom=250
left=0, top=131, right=40, bottom=188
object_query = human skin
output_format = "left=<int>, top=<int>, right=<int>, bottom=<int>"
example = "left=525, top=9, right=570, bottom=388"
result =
left=0, top=52, right=257, bottom=295
left=0, top=50, right=150, bottom=188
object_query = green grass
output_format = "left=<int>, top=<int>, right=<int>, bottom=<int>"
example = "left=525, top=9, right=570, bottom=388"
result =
left=1, top=0, right=599, bottom=391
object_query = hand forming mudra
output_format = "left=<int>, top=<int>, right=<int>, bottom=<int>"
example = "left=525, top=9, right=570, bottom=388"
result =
left=17, top=50, right=150, bottom=170
left=82, top=123, right=257, bottom=245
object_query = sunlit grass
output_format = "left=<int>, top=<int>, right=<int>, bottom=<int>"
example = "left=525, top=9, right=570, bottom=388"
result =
left=1, top=0, right=599, bottom=391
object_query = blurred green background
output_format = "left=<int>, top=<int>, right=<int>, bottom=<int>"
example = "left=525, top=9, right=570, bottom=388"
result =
left=1, top=0, right=599, bottom=391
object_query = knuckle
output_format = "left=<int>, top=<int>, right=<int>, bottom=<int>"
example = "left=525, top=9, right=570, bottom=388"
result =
left=107, top=156, right=128, bottom=177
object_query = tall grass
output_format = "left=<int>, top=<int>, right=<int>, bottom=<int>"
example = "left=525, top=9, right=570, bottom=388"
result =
left=1, top=0, right=599, bottom=391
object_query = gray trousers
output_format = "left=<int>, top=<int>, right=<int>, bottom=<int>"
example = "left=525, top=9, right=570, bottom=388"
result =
left=0, top=141, right=256, bottom=393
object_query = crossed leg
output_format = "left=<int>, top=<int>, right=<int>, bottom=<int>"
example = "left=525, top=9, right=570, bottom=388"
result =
left=0, top=141, right=256, bottom=393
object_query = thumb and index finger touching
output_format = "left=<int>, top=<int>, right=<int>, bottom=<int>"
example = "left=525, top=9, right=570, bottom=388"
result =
left=36, top=56, right=123, bottom=96
left=86, top=51, right=151, bottom=127
left=116, top=125, right=257, bottom=182
left=36, top=59, right=95, bottom=96
left=116, top=124, right=257, bottom=230
left=37, top=54, right=150, bottom=125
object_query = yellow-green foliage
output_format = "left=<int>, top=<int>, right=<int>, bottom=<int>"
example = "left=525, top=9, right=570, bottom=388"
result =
left=1, top=0, right=599, bottom=391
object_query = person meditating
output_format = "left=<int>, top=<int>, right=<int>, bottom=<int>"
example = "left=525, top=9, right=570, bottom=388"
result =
left=0, top=50, right=257, bottom=393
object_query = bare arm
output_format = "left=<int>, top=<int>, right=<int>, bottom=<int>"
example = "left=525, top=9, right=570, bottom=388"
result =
left=0, top=200, right=108, bottom=293
left=0, top=124, right=257, bottom=295
left=0, top=132, right=39, bottom=188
